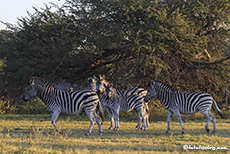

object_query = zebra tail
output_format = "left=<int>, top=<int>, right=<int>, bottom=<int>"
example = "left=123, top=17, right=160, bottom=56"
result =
left=213, top=100, right=225, bottom=119
left=98, top=100, right=105, bottom=122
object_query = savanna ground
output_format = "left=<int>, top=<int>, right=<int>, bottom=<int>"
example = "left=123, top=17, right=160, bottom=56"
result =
left=0, top=114, right=229, bottom=154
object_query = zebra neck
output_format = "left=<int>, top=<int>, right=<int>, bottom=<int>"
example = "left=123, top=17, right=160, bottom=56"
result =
left=37, top=84, right=56, bottom=104
left=157, top=87, right=174, bottom=109
left=110, top=87, right=120, bottom=99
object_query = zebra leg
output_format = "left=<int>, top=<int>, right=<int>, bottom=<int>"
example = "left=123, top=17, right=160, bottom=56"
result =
left=202, top=111, right=216, bottom=134
left=94, top=112, right=103, bottom=136
left=113, top=109, right=120, bottom=131
left=146, top=111, right=149, bottom=128
left=210, top=113, right=216, bottom=134
left=174, top=110, right=185, bottom=134
left=141, top=111, right=147, bottom=131
left=85, top=110, right=96, bottom=135
left=201, top=110, right=212, bottom=133
left=135, top=111, right=142, bottom=131
left=107, top=108, right=114, bottom=129
left=144, top=103, right=149, bottom=128
left=141, top=110, right=149, bottom=130
left=205, top=116, right=211, bottom=133
left=51, top=110, right=61, bottom=133
left=166, top=111, right=173, bottom=133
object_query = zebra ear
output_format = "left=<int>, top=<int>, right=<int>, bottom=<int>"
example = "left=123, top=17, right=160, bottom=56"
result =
left=93, top=75, right=97, bottom=80
left=88, top=77, right=92, bottom=82
left=150, top=80, right=154, bottom=87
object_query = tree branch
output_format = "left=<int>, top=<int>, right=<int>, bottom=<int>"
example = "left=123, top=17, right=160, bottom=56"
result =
left=190, top=56, right=230, bottom=66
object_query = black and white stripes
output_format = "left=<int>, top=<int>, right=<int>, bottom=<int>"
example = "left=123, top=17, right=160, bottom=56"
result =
left=93, top=75, right=149, bottom=131
left=24, top=77, right=104, bottom=135
left=144, top=80, right=224, bottom=134
left=24, top=76, right=224, bottom=135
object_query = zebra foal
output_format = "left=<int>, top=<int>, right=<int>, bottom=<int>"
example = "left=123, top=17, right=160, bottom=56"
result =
left=95, top=75, right=148, bottom=131
left=91, top=75, right=149, bottom=130
left=103, top=83, right=148, bottom=131
left=144, top=80, right=224, bottom=134
left=23, top=77, right=104, bottom=135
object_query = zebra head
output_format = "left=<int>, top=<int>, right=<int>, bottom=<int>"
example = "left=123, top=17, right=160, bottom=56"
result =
left=144, top=80, right=157, bottom=102
left=96, top=74, right=110, bottom=95
left=88, top=76, right=97, bottom=92
left=104, top=83, right=114, bottom=99
left=23, top=78, right=38, bottom=101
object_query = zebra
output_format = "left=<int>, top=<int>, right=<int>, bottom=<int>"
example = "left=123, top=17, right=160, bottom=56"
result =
left=94, top=75, right=148, bottom=131
left=89, top=75, right=149, bottom=130
left=23, top=77, right=104, bottom=136
left=102, top=83, right=148, bottom=131
left=144, top=80, right=225, bottom=134
left=95, top=75, right=149, bottom=130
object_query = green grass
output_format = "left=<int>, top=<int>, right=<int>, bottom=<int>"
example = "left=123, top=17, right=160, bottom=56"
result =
left=0, top=114, right=229, bottom=154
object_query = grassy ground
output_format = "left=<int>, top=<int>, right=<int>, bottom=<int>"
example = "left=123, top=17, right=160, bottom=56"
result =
left=0, top=114, right=229, bottom=154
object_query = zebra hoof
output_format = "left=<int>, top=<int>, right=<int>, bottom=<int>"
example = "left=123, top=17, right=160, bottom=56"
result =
left=85, top=132, right=90, bottom=136
left=182, top=129, right=185, bottom=134
left=55, top=130, right=62, bottom=135
left=206, top=128, right=210, bottom=133
left=59, top=131, right=63, bottom=135
left=99, top=132, right=102, bottom=136
left=212, top=130, right=216, bottom=134
left=166, top=130, right=169, bottom=133
left=108, top=127, right=112, bottom=130
left=113, top=128, right=119, bottom=131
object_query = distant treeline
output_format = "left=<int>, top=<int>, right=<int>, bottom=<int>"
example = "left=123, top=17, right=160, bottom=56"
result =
left=0, top=0, right=230, bottom=114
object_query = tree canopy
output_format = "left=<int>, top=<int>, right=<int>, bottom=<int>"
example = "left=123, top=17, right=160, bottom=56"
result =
left=0, top=0, right=230, bottom=105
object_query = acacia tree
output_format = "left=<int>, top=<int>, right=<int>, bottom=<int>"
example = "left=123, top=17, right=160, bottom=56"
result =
left=0, top=0, right=229, bottom=106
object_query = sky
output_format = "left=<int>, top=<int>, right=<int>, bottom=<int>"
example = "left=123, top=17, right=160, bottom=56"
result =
left=0, top=0, right=66, bottom=30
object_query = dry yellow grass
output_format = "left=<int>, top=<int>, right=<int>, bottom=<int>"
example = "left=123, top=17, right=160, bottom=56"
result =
left=0, top=114, right=229, bottom=154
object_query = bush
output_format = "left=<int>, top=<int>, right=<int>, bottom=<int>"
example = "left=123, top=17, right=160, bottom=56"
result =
left=0, top=99, right=17, bottom=114
left=20, top=98, right=48, bottom=114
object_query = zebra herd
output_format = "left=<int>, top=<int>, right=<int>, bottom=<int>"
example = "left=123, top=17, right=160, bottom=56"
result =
left=23, top=76, right=224, bottom=136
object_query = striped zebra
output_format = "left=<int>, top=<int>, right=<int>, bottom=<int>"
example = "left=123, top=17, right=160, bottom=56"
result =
left=144, top=80, right=224, bottom=134
left=23, top=77, right=104, bottom=136
left=98, top=75, right=150, bottom=130
left=95, top=75, right=149, bottom=130
left=94, top=75, right=148, bottom=131
left=89, top=75, right=149, bottom=130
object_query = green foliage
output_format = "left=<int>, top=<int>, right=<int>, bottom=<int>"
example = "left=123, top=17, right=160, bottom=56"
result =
left=0, top=100, right=17, bottom=114
left=19, top=99, right=48, bottom=114
left=0, top=0, right=230, bottom=113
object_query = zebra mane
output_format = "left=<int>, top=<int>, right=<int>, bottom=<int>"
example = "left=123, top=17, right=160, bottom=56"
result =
left=30, top=76, right=56, bottom=89
left=99, top=74, right=110, bottom=85
left=154, top=81, right=172, bottom=91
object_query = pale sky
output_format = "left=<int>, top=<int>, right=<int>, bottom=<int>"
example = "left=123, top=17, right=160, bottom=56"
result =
left=0, top=0, right=66, bottom=30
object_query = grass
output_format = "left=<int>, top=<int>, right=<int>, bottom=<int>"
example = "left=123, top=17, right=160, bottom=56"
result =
left=0, top=114, right=229, bottom=154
